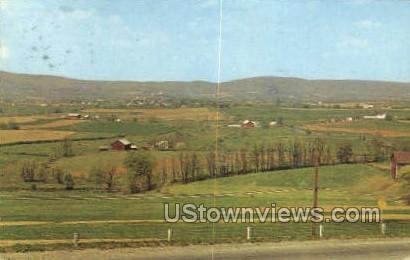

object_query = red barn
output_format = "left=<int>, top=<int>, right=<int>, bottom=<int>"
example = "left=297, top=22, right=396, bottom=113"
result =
left=111, top=139, right=132, bottom=151
left=391, top=152, right=410, bottom=179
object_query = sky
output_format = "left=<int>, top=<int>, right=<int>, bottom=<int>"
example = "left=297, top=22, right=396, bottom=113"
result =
left=0, top=0, right=410, bottom=82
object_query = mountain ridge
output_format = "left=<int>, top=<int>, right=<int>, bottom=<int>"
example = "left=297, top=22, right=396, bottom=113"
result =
left=1, top=70, right=410, bottom=101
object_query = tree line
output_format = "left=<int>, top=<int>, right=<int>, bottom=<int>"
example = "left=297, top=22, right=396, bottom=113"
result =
left=19, top=137, right=393, bottom=193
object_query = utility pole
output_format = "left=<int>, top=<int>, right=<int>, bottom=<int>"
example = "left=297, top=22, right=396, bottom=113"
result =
left=312, top=147, right=320, bottom=239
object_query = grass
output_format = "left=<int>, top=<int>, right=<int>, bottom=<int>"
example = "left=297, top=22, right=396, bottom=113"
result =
left=163, top=164, right=388, bottom=193
left=0, top=164, right=408, bottom=251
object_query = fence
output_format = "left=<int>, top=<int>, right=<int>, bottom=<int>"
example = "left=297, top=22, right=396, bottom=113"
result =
left=64, top=220, right=410, bottom=246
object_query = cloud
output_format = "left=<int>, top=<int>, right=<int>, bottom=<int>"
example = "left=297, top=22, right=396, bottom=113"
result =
left=356, top=20, right=382, bottom=30
left=338, top=36, right=369, bottom=53
left=0, top=0, right=7, bottom=11
left=0, top=43, right=9, bottom=59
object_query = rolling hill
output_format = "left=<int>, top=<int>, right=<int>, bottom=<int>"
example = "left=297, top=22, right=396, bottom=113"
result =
left=1, top=70, right=410, bottom=101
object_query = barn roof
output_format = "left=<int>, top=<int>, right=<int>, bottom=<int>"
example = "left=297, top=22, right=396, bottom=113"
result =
left=117, top=139, right=131, bottom=145
left=392, top=152, right=410, bottom=163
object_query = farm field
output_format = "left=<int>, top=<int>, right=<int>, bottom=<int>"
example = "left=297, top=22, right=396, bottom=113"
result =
left=305, top=123, right=410, bottom=137
left=0, top=104, right=409, bottom=252
left=0, top=130, right=75, bottom=144
left=84, top=107, right=223, bottom=121
left=0, top=170, right=409, bottom=252
left=21, top=119, right=85, bottom=130
left=3, top=2, right=410, bottom=257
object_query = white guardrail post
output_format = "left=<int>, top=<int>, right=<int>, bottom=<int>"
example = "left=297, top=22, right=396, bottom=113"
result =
left=73, top=232, right=79, bottom=247
left=319, top=224, right=324, bottom=238
left=247, top=226, right=252, bottom=241
left=168, top=228, right=173, bottom=242
left=381, top=222, right=386, bottom=235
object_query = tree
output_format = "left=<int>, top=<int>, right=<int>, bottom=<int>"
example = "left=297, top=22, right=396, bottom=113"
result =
left=401, top=172, right=410, bottom=205
left=64, top=173, right=74, bottom=190
left=252, top=145, right=261, bottom=173
left=160, top=161, right=168, bottom=185
left=277, top=116, right=284, bottom=126
left=206, top=151, right=216, bottom=177
left=36, top=163, right=49, bottom=182
left=336, top=144, right=353, bottom=163
left=52, top=167, right=65, bottom=184
left=124, top=151, right=155, bottom=192
left=21, top=161, right=37, bottom=182
left=179, top=152, right=191, bottom=183
left=239, top=149, right=248, bottom=174
left=368, top=138, right=391, bottom=162
left=190, top=153, right=199, bottom=181
left=171, top=157, right=178, bottom=183
left=276, top=143, right=286, bottom=168
left=61, top=138, right=74, bottom=157
left=385, top=114, right=394, bottom=121
left=90, top=166, right=117, bottom=191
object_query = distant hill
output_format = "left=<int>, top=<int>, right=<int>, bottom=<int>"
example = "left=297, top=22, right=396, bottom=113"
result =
left=1, top=70, right=410, bottom=102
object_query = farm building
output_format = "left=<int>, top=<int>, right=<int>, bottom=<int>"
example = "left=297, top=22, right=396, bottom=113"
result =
left=360, top=103, right=374, bottom=109
left=155, top=140, right=169, bottom=150
left=66, top=113, right=81, bottom=119
left=391, top=152, right=410, bottom=179
left=241, top=120, right=257, bottom=128
left=111, top=139, right=132, bottom=151
left=99, top=145, right=110, bottom=152
left=364, top=113, right=386, bottom=120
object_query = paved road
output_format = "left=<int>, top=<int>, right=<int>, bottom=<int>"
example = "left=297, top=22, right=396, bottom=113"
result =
left=1, top=239, right=409, bottom=260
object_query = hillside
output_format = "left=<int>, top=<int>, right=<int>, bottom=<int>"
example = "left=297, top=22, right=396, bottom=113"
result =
left=1, top=70, right=410, bottom=101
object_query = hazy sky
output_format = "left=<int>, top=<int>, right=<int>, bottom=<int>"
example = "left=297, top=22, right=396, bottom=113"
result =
left=1, top=0, right=410, bottom=82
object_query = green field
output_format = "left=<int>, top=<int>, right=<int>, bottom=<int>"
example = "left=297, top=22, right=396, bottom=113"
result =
left=1, top=164, right=409, bottom=251
left=0, top=104, right=409, bottom=251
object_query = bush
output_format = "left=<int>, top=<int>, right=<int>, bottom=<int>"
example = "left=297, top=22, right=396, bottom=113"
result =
left=336, top=144, right=353, bottom=163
